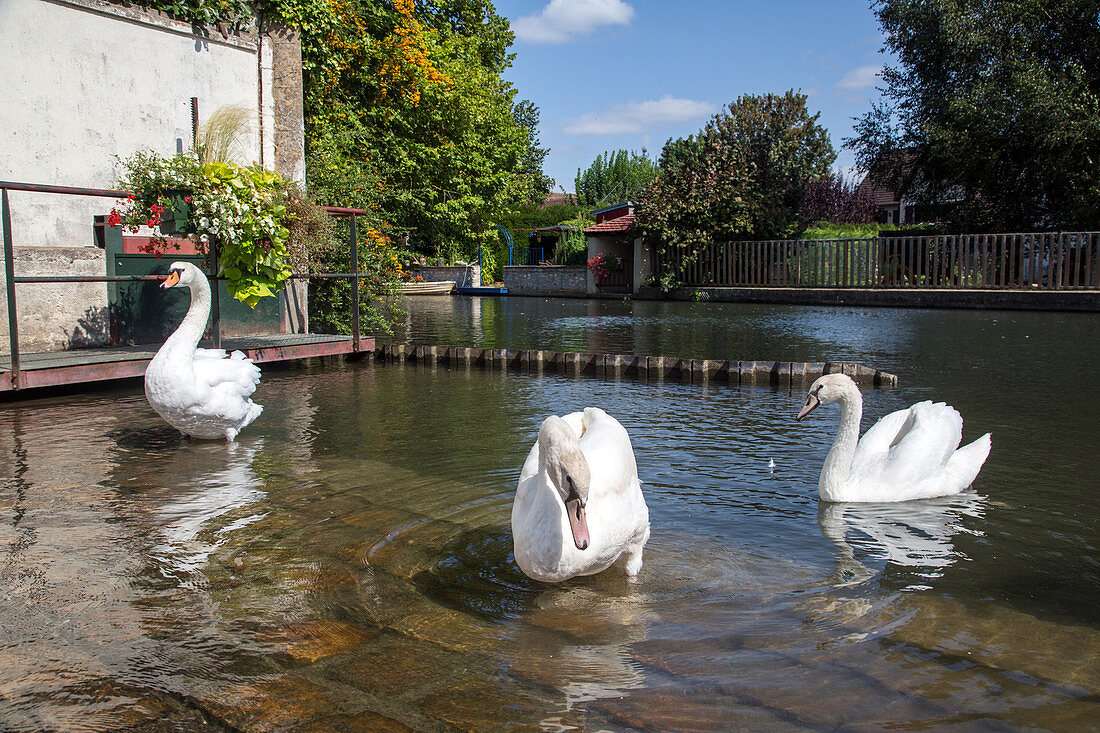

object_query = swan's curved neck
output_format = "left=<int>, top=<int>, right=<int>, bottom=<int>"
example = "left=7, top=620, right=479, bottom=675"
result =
left=166, top=277, right=211, bottom=352
left=819, top=387, right=862, bottom=500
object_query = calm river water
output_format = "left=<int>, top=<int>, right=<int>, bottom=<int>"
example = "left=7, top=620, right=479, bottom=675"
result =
left=1, top=296, right=1097, bottom=731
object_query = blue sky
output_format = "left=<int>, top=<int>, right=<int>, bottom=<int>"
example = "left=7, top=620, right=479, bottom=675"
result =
left=493, top=0, right=890, bottom=193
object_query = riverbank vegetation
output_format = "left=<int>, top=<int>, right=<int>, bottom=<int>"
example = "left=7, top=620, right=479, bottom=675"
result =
left=574, top=149, right=659, bottom=208
left=848, top=0, right=1100, bottom=232
left=636, top=91, right=836, bottom=258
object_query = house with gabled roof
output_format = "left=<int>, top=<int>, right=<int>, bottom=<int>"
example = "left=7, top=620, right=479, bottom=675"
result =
left=583, top=202, right=652, bottom=295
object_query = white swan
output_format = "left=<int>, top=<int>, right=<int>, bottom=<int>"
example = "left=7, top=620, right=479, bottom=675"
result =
left=512, top=408, right=650, bottom=582
left=144, top=262, right=263, bottom=441
left=796, top=373, right=990, bottom=502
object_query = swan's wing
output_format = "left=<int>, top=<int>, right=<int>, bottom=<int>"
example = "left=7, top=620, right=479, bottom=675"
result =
left=851, top=401, right=963, bottom=489
left=578, top=408, right=639, bottom=496
left=192, top=350, right=261, bottom=397
left=944, top=432, right=992, bottom=489
left=852, top=406, right=917, bottom=458
left=560, top=411, right=586, bottom=438
left=518, top=436, right=540, bottom=485
left=194, top=347, right=229, bottom=360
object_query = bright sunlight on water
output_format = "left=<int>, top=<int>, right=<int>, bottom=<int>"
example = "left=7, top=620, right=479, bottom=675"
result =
left=1, top=297, right=1097, bottom=730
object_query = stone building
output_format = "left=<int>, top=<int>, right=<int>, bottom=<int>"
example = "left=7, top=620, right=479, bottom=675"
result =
left=0, top=0, right=306, bottom=352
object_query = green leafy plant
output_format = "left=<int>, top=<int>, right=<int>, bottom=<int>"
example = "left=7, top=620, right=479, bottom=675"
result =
left=135, top=0, right=554, bottom=282
left=638, top=91, right=836, bottom=257
left=849, top=0, right=1100, bottom=231
left=552, top=213, right=594, bottom=266
left=114, top=150, right=294, bottom=307
left=196, top=161, right=293, bottom=306
left=575, top=149, right=659, bottom=207
left=646, top=271, right=682, bottom=293
left=306, top=218, right=410, bottom=336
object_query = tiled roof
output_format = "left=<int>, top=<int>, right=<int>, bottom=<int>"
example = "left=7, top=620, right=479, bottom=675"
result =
left=584, top=213, right=635, bottom=234
left=859, top=173, right=899, bottom=206
left=541, top=192, right=578, bottom=208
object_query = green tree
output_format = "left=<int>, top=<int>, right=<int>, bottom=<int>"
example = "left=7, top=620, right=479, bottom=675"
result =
left=637, top=90, right=835, bottom=253
left=848, top=0, right=1100, bottom=231
left=300, top=0, right=543, bottom=272
left=574, top=149, right=659, bottom=207
left=513, top=99, right=554, bottom=204
left=132, top=0, right=552, bottom=284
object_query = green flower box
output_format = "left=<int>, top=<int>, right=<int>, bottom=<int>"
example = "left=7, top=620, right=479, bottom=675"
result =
left=159, top=189, right=193, bottom=235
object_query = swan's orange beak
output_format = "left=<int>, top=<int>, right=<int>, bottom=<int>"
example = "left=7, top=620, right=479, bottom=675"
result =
left=565, top=497, right=589, bottom=551
left=797, top=392, right=820, bottom=421
left=161, top=269, right=181, bottom=289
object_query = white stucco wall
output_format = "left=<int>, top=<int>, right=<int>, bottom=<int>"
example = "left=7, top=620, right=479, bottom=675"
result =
left=0, top=0, right=292, bottom=354
left=0, top=0, right=271, bottom=247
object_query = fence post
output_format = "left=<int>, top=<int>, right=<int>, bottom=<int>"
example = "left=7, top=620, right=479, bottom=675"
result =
left=350, top=213, right=360, bottom=352
left=208, top=236, right=222, bottom=348
left=2, top=188, right=20, bottom=388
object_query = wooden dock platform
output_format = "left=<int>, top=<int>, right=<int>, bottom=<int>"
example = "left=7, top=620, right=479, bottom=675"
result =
left=1, top=334, right=372, bottom=393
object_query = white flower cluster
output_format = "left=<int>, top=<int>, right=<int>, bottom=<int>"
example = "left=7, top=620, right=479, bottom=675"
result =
left=191, top=180, right=282, bottom=251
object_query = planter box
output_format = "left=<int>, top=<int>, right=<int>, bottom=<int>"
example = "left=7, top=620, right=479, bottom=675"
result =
left=158, top=189, right=193, bottom=235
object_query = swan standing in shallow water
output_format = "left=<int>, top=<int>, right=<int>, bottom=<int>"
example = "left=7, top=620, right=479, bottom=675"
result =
left=512, top=408, right=650, bottom=582
left=144, top=262, right=263, bottom=441
left=796, top=373, right=990, bottom=502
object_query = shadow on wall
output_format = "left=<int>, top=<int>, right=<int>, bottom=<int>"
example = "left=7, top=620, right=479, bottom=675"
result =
left=69, top=306, right=110, bottom=349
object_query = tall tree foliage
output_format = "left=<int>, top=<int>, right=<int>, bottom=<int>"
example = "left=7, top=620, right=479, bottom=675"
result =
left=848, top=0, right=1100, bottom=231
left=799, top=173, right=879, bottom=224
left=302, top=0, right=540, bottom=266
left=513, top=100, right=554, bottom=204
left=637, top=91, right=835, bottom=252
left=574, top=149, right=659, bottom=207
left=135, top=0, right=549, bottom=273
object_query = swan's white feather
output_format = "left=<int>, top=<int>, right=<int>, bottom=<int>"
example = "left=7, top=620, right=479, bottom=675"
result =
left=512, top=408, right=650, bottom=582
left=144, top=263, right=263, bottom=441
left=193, top=350, right=261, bottom=396
left=805, top=375, right=991, bottom=502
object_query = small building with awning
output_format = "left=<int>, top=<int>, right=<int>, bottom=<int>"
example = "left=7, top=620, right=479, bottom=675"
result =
left=583, top=203, right=652, bottom=295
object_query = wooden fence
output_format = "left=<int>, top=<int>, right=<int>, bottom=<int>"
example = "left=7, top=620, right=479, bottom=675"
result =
left=656, top=232, right=1100, bottom=290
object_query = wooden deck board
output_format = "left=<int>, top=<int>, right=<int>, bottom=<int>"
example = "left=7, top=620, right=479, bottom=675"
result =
left=0, top=334, right=369, bottom=392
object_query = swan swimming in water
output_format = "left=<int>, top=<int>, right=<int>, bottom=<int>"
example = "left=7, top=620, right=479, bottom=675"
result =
left=796, top=373, right=990, bottom=503
left=512, top=408, right=650, bottom=582
left=144, top=262, right=263, bottom=441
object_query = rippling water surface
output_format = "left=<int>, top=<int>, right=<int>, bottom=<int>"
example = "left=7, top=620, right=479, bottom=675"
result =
left=1, top=297, right=1098, bottom=731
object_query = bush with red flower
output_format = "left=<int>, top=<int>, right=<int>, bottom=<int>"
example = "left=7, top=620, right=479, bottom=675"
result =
left=586, top=252, right=622, bottom=282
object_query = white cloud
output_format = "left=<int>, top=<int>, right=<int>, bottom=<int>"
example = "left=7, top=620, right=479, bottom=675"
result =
left=836, top=65, right=882, bottom=90
left=512, top=0, right=635, bottom=44
left=564, top=96, right=717, bottom=136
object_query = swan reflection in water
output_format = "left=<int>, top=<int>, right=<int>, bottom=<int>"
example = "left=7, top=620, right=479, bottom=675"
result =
left=818, top=493, right=987, bottom=589
left=145, top=440, right=267, bottom=588
left=513, top=584, right=651, bottom=712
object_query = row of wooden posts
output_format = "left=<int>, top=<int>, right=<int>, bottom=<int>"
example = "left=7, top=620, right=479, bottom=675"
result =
left=375, top=344, right=899, bottom=388
left=657, top=232, right=1100, bottom=290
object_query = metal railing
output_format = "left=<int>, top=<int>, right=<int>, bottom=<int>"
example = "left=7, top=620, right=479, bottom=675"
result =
left=517, top=246, right=545, bottom=266
left=1, top=180, right=372, bottom=390
left=657, top=233, right=1100, bottom=290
